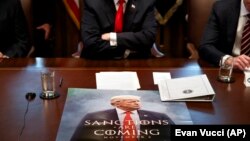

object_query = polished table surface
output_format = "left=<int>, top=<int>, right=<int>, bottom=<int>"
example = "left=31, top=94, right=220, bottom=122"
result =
left=0, top=57, right=249, bottom=141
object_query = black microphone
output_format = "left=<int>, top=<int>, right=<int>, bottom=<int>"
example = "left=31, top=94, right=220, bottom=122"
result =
left=18, top=92, right=36, bottom=141
left=25, top=92, right=36, bottom=101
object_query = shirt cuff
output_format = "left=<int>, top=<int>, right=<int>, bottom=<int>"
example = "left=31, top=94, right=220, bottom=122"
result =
left=110, top=32, right=117, bottom=46
left=220, top=55, right=232, bottom=66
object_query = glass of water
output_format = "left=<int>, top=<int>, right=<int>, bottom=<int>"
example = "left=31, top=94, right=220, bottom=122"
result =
left=218, top=58, right=235, bottom=83
left=40, top=70, right=59, bottom=99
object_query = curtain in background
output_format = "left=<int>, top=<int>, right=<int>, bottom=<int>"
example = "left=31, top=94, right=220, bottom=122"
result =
left=63, top=0, right=80, bottom=30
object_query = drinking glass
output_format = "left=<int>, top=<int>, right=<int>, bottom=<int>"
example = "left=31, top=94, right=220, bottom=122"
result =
left=218, top=58, right=234, bottom=83
left=40, top=70, right=59, bottom=99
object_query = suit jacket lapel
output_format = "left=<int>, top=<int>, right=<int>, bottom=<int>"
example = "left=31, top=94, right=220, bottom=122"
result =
left=137, top=110, right=150, bottom=131
left=124, top=0, right=137, bottom=30
left=137, top=110, right=149, bottom=120
left=102, top=0, right=116, bottom=26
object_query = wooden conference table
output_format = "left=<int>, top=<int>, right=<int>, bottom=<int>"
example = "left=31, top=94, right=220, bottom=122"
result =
left=0, top=57, right=249, bottom=141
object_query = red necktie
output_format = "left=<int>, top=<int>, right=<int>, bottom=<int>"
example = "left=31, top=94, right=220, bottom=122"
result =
left=241, top=14, right=250, bottom=55
left=114, top=0, right=125, bottom=32
left=123, top=111, right=137, bottom=141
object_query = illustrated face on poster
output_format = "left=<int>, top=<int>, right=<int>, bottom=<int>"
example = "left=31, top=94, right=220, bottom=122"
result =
left=110, top=95, right=141, bottom=111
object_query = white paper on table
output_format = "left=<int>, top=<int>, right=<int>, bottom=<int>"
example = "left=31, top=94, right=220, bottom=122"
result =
left=158, top=74, right=215, bottom=101
left=244, top=71, right=250, bottom=87
left=153, top=72, right=171, bottom=85
left=96, top=71, right=140, bottom=90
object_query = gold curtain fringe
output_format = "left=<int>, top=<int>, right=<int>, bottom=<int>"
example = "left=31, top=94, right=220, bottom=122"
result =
left=155, top=0, right=183, bottom=25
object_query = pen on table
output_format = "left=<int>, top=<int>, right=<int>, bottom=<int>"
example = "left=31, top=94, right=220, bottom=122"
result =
left=59, top=77, right=63, bottom=87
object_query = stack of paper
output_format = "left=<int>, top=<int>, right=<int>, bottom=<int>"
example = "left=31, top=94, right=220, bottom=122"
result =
left=96, top=71, right=140, bottom=90
left=158, top=74, right=215, bottom=102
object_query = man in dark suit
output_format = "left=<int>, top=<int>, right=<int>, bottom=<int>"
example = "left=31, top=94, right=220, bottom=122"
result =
left=199, top=0, right=250, bottom=70
left=0, top=0, right=31, bottom=58
left=32, top=0, right=56, bottom=57
left=70, top=95, right=174, bottom=141
left=81, top=0, right=159, bottom=59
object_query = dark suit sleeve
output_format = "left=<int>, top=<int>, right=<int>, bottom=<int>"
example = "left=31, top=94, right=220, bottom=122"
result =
left=199, top=0, right=240, bottom=66
left=5, top=0, right=30, bottom=57
left=199, top=3, right=224, bottom=66
left=81, top=0, right=118, bottom=59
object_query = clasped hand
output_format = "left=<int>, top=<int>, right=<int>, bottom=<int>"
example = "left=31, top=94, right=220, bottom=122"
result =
left=226, top=55, right=250, bottom=71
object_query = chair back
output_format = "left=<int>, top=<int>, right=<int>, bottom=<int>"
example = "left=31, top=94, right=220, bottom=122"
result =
left=186, top=0, right=215, bottom=59
left=187, top=0, right=216, bottom=48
